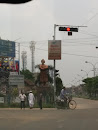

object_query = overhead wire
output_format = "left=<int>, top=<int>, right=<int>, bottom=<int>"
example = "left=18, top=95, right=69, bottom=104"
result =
left=14, top=40, right=98, bottom=59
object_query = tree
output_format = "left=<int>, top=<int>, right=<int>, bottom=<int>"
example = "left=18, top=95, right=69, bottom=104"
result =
left=83, top=76, right=98, bottom=97
left=20, top=69, right=34, bottom=81
left=56, top=77, right=63, bottom=96
left=11, top=88, right=18, bottom=98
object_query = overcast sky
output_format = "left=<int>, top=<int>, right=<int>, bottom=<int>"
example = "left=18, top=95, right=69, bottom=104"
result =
left=0, top=0, right=98, bottom=87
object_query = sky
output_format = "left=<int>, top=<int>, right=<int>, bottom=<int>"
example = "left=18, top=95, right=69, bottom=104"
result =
left=0, top=0, right=98, bottom=87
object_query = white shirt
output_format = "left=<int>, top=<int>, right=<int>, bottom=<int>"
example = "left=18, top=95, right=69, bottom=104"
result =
left=60, top=89, right=66, bottom=99
left=19, top=94, right=26, bottom=101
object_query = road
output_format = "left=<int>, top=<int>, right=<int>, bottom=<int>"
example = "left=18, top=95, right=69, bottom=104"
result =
left=0, top=98, right=98, bottom=130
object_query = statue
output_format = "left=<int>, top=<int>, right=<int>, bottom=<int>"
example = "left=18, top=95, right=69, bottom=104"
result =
left=39, top=59, right=48, bottom=85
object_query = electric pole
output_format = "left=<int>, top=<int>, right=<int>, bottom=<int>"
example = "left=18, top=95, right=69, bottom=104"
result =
left=21, top=51, right=27, bottom=71
left=30, top=41, right=35, bottom=73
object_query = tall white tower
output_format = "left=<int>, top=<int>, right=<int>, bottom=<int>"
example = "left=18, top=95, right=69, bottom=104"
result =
left=30, top=41, right=35, bottom=73
left=21, top=51, right=27, bottom=71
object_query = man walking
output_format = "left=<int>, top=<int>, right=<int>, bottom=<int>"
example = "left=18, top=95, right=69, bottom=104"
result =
left=19, top=90, right=26, bottom=109
left=28, top=91, right=35, bottom=109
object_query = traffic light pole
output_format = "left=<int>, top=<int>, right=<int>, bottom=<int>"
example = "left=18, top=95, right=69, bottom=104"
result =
left=53, top=24, right=58, bottom=102
left=53, top=24, right=87, bottom=102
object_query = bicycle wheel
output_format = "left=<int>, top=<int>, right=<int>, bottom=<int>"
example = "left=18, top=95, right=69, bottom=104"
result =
left=68, top=100, right=77, bottom=110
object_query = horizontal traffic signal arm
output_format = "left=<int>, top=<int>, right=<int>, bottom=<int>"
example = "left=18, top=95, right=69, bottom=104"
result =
left=59, top=27, right=78, bottom=32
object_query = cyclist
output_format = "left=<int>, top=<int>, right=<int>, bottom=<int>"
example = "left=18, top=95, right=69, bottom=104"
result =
left=60, top=87, right=68, bottom=107
left=60, top=87, right=67, bottom=100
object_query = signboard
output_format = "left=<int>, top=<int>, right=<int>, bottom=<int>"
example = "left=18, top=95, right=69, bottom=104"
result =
left=0, top=97, right=4, bottom=103
left=9, top=75, right=24, bottom=86
left=10, top=72, right=18, bottom=75
left=48, top=40, right=61, bottom=60
left=0, top=39, right=15, bottom=57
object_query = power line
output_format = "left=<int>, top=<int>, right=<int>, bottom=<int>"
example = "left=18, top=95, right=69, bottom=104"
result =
left=81, top=13, right=98, bottom=26
left=62, top=52, right=98, bottom=58
left=35, top=47, right=98, bottom=58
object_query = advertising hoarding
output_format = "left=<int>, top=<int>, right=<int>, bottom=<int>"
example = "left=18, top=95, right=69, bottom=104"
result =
left=15, top=60, right=19, bottom=73
left=48, top=40, right=61, bottom=60
left=0, top=39, right=15, bottom=57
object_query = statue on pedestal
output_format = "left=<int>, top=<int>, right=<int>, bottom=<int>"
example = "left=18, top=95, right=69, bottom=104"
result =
left=39, top=59, right=48, bottom=86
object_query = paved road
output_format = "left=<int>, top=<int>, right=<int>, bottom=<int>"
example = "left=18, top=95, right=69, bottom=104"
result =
left=0, top=98, right=98, bottom=130
left=74, top=97, right=98, bottom=109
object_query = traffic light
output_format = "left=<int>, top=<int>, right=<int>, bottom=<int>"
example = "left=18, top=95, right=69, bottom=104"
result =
left=59, top=27, right=78, bottom=32
left=55, top=69, right=59, bottom=77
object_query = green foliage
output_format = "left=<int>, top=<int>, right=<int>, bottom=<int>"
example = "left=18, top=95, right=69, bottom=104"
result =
left=11, top=88, right=18, bottom=97
left=0, top=103, right=9, bottom=108
left=0, top=103, right=54, bottom=108
left=20, top=69, right=34, bottom=81
left=56, top=77, right=63, bottom=96
left=0, top=93, right=5, bottom=97
left=83, top=76, right=98, bottom=97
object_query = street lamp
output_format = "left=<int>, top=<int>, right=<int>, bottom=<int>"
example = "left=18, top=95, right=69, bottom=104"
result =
left=81, top=69, right=94, bottom=78
left=85, top=61, right=98, bottom=77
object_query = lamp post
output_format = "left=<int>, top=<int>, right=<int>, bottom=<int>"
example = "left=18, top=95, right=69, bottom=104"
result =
left=81, top=69, right=90, bottom=78
left=85, top=61, right=98, bottom=77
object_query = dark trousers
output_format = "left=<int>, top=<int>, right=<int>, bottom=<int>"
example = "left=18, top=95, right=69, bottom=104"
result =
left=20, top=101, right=25, bottom=109
left=39, top=100, right=42, bottom=109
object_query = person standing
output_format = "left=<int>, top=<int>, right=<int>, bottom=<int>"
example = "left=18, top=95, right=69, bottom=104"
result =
left=28, top=91, right=35, bottom=109
left=39, top=93, right=43, bottom=110
left=19, top=90, right=26, bottom=109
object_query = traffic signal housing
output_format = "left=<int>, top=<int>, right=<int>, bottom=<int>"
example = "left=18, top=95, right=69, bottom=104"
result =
left=68, top=32, right=72, bottom=36
left=55, top=69, right=59, bottom=77
left=59, top=27, right=78, bottom=32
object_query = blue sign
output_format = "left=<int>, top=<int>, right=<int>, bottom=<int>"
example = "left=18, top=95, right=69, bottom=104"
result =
left=0, top=39, right=15, bottom=57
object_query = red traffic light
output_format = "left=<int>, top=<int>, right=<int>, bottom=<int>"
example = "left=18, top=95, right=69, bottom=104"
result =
left=67, top=28, right=70, bottom=31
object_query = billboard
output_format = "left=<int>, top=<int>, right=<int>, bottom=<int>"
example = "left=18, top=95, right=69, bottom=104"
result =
left=15, top=60, right=19, bottom=73
left=0, top=39, right=15, bottom=57
left=48, top=40, right=61, bottom=60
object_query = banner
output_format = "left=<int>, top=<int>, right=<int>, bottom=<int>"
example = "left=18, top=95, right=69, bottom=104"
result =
left=0, top=39, right=15, bottom=57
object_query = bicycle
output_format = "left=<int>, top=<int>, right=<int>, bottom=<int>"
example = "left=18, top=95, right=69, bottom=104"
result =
left=55, top=95, right=77, bottom=110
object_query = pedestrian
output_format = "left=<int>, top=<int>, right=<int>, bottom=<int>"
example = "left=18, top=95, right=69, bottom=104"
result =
left=19, top=90, right=26, bottom=109
left=28, top=91, right=35, bottom=109
left=39, top=93, right=43, bottom=110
